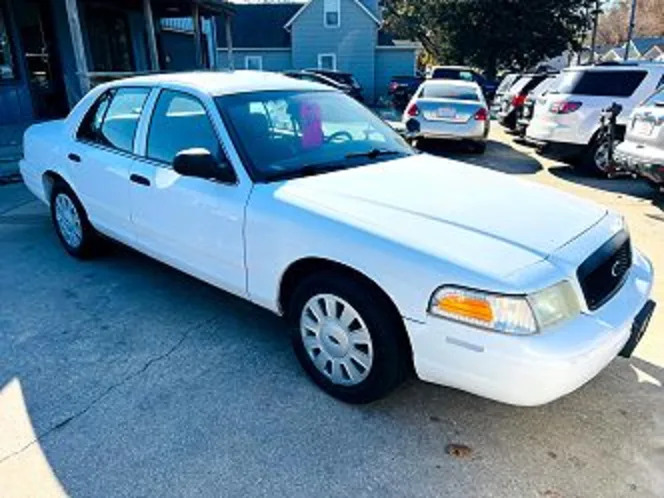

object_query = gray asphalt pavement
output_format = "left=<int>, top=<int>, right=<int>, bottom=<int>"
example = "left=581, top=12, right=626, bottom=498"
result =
left=1, top=127, right=663, bottom=497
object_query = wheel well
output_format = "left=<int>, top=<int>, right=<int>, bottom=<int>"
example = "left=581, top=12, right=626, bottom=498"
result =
left=42, top=171, right=66, bottom=202
left=279, top=257, right=414, bottom=372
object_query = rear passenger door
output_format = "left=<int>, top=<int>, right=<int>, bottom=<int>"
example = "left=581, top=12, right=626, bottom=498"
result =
left=129, top=88, right=250, bottom=297
left=70, top=87, right=150, bottom=241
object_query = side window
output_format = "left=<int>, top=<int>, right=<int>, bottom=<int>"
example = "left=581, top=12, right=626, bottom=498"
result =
left=78, top=87, right=149, bottom=152
left=100, top=88, right=150, bottom=152
left=324, top=0, right=340, bottom=28
left=77, top=90, right=113, bottom=142
left=147, top=90, right=222, bottom=165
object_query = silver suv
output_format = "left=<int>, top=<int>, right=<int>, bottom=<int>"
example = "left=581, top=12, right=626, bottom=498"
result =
left=614, top=85, right=664, bottom=191
left=527, top=62, right=664, bottom=176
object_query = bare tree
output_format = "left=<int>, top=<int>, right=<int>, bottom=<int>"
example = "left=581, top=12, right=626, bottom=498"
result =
left=597, top=0, right=664, bottom=45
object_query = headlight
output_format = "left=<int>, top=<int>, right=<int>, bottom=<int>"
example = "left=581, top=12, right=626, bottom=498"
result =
left=428, top=281, right=580, bottom=335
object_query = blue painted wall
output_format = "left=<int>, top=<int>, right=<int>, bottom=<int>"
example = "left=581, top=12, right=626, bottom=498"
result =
left=217, top=49, right=291, bottom=71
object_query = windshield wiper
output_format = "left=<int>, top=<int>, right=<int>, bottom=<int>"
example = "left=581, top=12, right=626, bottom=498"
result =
left=262, top=163, right=351, bottom=182
left=345, top=149, right=403, bottom=160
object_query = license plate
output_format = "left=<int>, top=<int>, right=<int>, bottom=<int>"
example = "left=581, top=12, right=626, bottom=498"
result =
left=437, top=107, right=455, bottom=118
left=634, top=119, right=654, bottom=136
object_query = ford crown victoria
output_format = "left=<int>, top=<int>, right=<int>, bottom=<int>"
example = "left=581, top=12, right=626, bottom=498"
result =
left=20, top=71, right=655, bottom=405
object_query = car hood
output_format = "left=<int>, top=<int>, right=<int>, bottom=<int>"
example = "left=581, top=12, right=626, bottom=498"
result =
left=274, top=154, right=607, bottom=279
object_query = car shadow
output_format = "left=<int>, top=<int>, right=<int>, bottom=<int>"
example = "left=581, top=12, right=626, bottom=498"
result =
left=548, top=164, right=664, bottom=210
left=416, top=138, right=543, bottom=175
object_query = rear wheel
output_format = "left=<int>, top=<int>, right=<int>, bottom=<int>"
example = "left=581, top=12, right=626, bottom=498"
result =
left=289, top=272, right=405, bottom=404
left=576, top=137, right=612, bottom=177
left=50, top=182, right=98, bottom=259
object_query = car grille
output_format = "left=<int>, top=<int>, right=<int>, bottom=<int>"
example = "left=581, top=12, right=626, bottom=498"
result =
left=577, top=230, right=632, bottom=311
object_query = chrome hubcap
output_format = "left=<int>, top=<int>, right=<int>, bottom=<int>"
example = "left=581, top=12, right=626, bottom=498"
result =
left=54, top=193, right=82, bottom=248
left=594, top=141, right=610, bottom=171
left=300, top=294, right=374, bottom=386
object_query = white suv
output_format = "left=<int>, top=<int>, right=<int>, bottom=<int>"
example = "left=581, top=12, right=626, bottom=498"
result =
left=526, top=62, right=664, bottom=175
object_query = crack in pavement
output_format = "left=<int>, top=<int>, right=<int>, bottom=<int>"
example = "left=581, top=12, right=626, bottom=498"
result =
left=0, top=315, right=219, bottom=465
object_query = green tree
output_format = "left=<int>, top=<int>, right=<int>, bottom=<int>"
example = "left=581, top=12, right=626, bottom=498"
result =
left=383, top=0, right=593, bottom=78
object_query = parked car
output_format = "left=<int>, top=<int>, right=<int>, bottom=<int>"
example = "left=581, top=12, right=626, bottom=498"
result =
left=614, top=84, right=664, bottom=191
left=20, top=71, right=655, bottom=406
left=428, top=65, right=498, bottom=101
left=305, top=68, right=364, bottom=101
left=527, top=62, right=664, bottom=176
left=388, top=75, right=424, bottom=110
left=496, top=72, right=551, bottom=131
left=403, top=79, right=489, bottom=153
left=515, top=74, right=560, bottom=139
left=490, top=72, right=520, bottom=116
left=284, top=70, right=363, bottom=101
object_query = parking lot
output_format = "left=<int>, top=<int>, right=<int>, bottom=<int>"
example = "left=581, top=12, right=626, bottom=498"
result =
left=1, top=126, right=663, bottom=497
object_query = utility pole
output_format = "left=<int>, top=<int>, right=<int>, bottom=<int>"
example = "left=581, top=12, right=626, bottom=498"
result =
left=589, top=0, right=601, bottom=64
left=624, top=0, right=637, bottom=60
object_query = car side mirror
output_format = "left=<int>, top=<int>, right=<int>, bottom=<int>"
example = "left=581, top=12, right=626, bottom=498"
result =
left=173, top=148, right=235, bottom=183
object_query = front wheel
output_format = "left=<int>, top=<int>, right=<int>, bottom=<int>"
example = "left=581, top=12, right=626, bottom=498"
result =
left=289, top=272, right=406, bottom=404
left=50, top=182, right=98, bottom=259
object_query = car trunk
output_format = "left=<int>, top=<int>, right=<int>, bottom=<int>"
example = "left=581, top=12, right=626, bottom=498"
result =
left=416, top=98, right=481, bottom=123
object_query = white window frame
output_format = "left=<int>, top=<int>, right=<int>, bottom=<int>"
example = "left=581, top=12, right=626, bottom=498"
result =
left=244, top=55, right=263, bottom=71
left=323, top=0, right=340, bottom=28
left=317, top=53, right=337, bottom=71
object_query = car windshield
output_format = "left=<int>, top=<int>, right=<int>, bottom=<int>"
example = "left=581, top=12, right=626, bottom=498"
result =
left=420, top=83, right=479, bottom=101
left=431, top=68, right=475, bottom=82
left=216, top=90, right=413, bottom=182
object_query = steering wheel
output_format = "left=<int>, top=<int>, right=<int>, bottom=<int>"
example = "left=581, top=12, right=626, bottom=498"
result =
left=325, top=131, right=354, bottom=144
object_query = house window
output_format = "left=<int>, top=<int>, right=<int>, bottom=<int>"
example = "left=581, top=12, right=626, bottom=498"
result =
left=324, top=0, right=340, bottom=28
left=0, top=3, right=16, bottom=80
left=84, top=7, right=134, bottom=71
left=318, top=53, right=336, bottom=70
left=245, top=55, right=263, bottom=71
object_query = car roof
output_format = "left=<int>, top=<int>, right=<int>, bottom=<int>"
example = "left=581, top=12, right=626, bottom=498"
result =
left=431, top=65, right=474, bottom=71
left=423, top=79, right=479, bottom=88
left=104, top=70, right=331, bottom=96
left=564, top=62, right=664, bottom=73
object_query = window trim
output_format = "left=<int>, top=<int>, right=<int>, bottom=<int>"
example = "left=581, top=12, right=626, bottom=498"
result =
left=323, top=0, right=340, bottom=28
left=75, top=86, right=150, bottom=155
left=244, top=55, right=263, bottom=71
left=142, top=88, right=238, bottom=185
left=317, top=53, right=337, bottom=71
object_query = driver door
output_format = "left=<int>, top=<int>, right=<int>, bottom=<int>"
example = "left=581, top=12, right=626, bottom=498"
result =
left=129, top=89, right=250, bottom=297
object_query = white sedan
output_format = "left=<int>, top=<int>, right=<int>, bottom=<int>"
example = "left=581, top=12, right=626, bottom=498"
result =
left=20, top=71, right=655, bottom=406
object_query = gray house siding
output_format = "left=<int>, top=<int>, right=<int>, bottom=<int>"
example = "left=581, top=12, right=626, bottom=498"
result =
left=217, top=49, right=291, bottom=72
left=375, top=48, right=417, bottom=101
left=291, top=0, right=378, bottom=101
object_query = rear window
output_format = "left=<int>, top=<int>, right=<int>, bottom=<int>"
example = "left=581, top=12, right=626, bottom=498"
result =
left=554, top=70, right=647, bottom=97
left=420, top=83, right=479, bottom=101
left=496, top=74, right=519, bottom=93
left=509, top=76, right=534, bottom=95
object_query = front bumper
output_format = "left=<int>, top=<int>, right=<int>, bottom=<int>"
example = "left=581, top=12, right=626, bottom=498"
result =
left=406, top=249, right=654, bottom=406
left=614, top=141, right=664, bottom=185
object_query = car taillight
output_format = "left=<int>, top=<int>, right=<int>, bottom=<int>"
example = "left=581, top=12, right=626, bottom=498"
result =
left=406, top=103, right=419, bottom=117
left=511, top=94, right=526, bottom=107
left=550, top=101, right=582, bottom=114
left=474, top=108, right=488, bottom=121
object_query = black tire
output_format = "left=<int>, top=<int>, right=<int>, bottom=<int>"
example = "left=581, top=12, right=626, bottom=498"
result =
left=288, top=271, right=406, bottom=404
left=50, top=181, right=98, bottom=259
left=576, top=136, right=611, bottom=177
